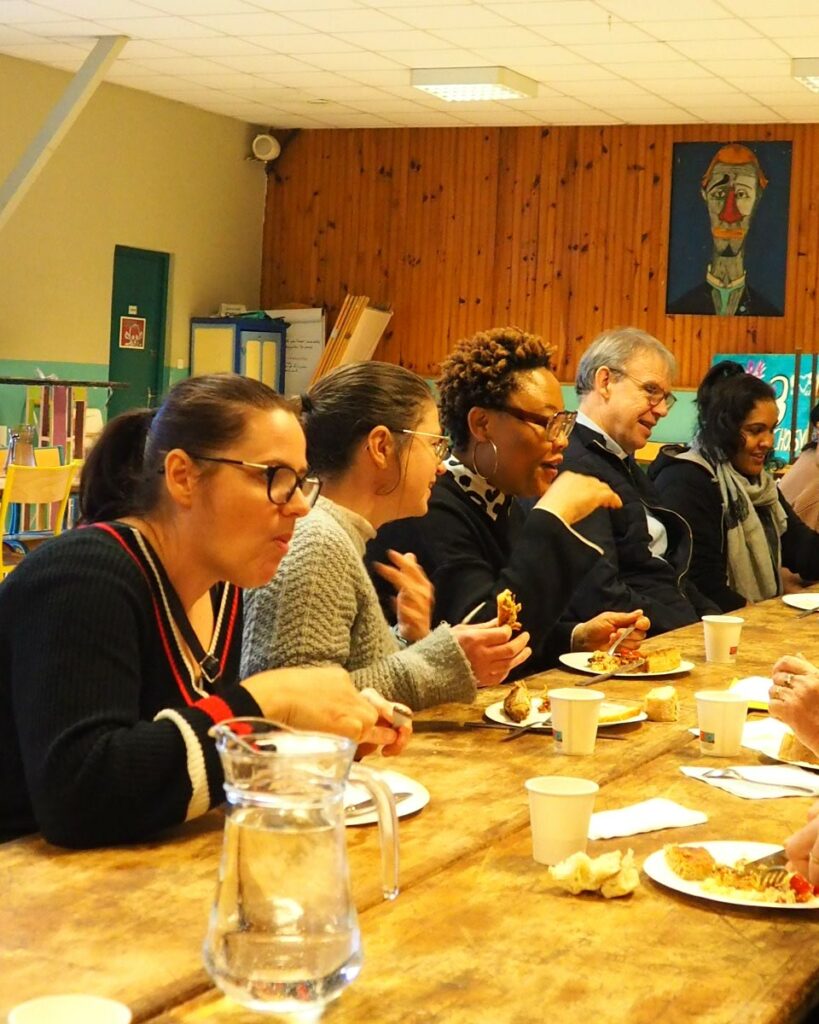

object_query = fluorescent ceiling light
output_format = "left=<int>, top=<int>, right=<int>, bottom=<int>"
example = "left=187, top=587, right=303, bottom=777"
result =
left=411, top=66, right=537, bottom=102
left=792, top=58, right=819, bottom=94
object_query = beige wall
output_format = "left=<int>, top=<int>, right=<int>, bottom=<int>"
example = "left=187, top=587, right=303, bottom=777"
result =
left=0, top=53, right=266, bottom=368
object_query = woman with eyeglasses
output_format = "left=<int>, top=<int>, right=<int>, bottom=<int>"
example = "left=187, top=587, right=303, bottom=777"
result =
left=0, top=374, right=408, bottom=848
left=241, top=361, right=532, bottom=709
left=368, top=327, right=649, bottom=672
left=649, top=360, right=819, bottom=611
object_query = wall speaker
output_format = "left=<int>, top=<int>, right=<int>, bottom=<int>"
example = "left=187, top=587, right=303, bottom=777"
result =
left=251, top=133, right=281, bottom=161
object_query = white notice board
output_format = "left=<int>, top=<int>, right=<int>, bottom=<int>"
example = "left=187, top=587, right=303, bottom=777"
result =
left=267, top=308, right=325, bottom=395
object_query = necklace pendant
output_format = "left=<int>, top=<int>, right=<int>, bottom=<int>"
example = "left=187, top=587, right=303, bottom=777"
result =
left=200, top=653, right=222, bottom=684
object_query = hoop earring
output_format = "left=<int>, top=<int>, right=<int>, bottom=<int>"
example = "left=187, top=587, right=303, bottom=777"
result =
left=471, top=439, right=498, bottom=480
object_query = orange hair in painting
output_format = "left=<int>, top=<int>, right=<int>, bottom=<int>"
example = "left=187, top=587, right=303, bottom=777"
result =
left=700, top=143, right=769, bottom=191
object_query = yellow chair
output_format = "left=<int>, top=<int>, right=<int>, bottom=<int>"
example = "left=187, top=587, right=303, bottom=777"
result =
left=33, top=446, right=62, bottom=468
left=1, top=463, right=77, bottom=579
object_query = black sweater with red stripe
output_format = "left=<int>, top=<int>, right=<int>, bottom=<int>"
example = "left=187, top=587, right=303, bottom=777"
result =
left=0, top=523, right=260, bottom=847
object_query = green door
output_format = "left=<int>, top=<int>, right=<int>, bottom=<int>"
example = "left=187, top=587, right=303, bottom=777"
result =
left=108, top=245, right=169, bottom=418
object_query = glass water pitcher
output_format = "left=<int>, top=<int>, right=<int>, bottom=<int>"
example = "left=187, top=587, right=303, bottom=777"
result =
left=204, top=718, right=399, bottom=1020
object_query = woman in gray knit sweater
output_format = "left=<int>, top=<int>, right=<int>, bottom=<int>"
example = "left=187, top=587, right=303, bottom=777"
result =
left=241, top=362, right=531, bottom=710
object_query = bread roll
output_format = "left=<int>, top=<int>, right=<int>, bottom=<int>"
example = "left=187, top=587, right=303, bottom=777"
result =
left=645, top=685, right=679, bottom=722
left=549, top=849, right=640, bottom=898
left=778, top=730, right=819, bottom=765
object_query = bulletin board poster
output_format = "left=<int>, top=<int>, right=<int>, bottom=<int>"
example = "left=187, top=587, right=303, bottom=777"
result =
left=713, top=353, right=817, bottom=459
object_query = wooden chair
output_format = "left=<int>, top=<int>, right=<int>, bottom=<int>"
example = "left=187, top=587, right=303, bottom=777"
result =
left=1, top=463, right=77, bottom=579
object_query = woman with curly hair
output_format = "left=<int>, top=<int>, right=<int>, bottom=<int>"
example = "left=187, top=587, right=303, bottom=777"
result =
left=650, top=360, right=819, bottom=610
left=369, top=326, right=650, bottom=671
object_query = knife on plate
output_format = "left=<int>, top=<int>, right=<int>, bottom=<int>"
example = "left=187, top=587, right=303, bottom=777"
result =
left=412, top=720, right=517, bottom=733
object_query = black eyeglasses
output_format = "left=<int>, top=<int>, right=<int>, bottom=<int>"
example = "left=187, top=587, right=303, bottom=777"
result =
left=187, top=453, right=322, bottom=507
left=612, top=370, right=676, bottom=410
left=497, top=406, right=577, bottom=441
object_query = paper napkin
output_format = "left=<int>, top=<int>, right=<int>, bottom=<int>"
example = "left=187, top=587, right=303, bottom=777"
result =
left=728, top=675, right=772, bottom=712
left=587, top=797, right=707, bottom=840
left=681, top=764, right=819, bottom=799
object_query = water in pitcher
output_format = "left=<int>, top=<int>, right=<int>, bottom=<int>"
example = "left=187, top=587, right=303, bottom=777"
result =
left=204, top=801, right=362, bottom=1018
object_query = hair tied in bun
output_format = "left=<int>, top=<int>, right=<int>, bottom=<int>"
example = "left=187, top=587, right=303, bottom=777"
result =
left=299, top=392, right=314, bottom=414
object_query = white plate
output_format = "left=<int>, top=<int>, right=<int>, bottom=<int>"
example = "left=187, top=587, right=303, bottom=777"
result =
left=344, top=769, right=429, bottom=827
left=644, top=840, right=819, bottom=910
left=558, top=651, right=694, bottom=678
left=742, top=718, right=819, bottom=773
left=484, top=699, right=647, bottom=729
left=782, top=593, right=819, bottom=611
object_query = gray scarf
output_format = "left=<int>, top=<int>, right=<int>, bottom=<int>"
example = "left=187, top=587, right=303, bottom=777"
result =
left=713, top=459, right=787, bottom=602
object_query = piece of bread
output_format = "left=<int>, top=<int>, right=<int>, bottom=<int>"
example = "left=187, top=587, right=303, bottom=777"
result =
left=644, top=685, right=679, bottom=722
left=502, top=680, right=531, bottom=723
left=598, top=701, right=640, bottom=725
left=664, top=844, right=716, bottom=881
left=549, top=849, right=640, bottom=899
left=778, top=730, right=819, bottom=765
left=496, top=589, right=522, bottom=632
left=641, top=648, right=681, bottom=673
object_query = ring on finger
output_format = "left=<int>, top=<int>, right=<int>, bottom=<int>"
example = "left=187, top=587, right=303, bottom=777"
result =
left=783, top=673, right=794, bottom=688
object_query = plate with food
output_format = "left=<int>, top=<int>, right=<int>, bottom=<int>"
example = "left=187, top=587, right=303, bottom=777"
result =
left=742, top=717, right=819, bottom=772
left=484, top=682, right=646, bottom=729
left=782, top=593, right=819, bottom=612
left=558, top=648, right=693, bottom=678
left=644, top=841, right=819, bottom=909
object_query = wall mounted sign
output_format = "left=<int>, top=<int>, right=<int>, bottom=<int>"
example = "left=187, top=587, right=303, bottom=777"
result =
left=119, top=315, right=146, bottom=350
left=667, top=141, right=792, bottom=317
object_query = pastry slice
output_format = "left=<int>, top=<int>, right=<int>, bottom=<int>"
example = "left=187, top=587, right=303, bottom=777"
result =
left=502, top=680, right=531, bottom=723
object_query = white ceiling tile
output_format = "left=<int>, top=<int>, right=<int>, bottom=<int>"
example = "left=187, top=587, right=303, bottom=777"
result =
left=0, top=26, right=42, bottom=44
left=568, top=41, right=681, bottom=62
left=209, top=53, right=317, bottom=71
left=775, top=37, right=819, bottom=58
left=484, top=2, right=612, bottom=25
left=187, top=12, right=308, bottom=34
left=603, top=61, right=715, bottom=80
left=642, top=19, right=763, bottom=42
left=134, top=55, right=227, bottom=73
left=719, top=0, right=819, bottom=14
left=391, top=5, right=511, bottom=29
left=163, top=36, right=269, bottom=56
left=350, top=109, right=466, bottom=125
left=14, top=19, right=112, bottom=38
left=699, top=57, right=791, bottom=76
left=98, top=16, right=219, bottom=38
left=565, top=78, right=657, bottom=98
left=185, top=70, right=269, bottom=87
left=432, top=24, right=546, bottom=47
left=143, top=0, right=260, bottom=11
left=254, top=0, right=369, bottom=8
left=282, top=8, right=415, bottom=31
left=120, top=39, right=195, bottom=58
left=540, top=109, right=622, bottom=123
left=0, top=1, right=77, bottom=22
left=671, top=37, right=787, bottom=60
left=598, top=106, right=695, bottom=122
left=256, top=69, right=361, bottom=86
left=453, top=108, right=540, bottom=125
left=334, top=28, right=454, bottom=49
left=535, top=22, right=654, bottom=45
left=601, top=0, right=729, bottom=18
left=300, top=82, right=391, bottom=100
left=252, top=32, right=357, bottom=53
left=295, top=49, right=405, bottom=68
left=387, top=48, right=486, bottom=67
left=41, top=0, right=161, bottom=15
left=335, top=67, right=407, bottom=84
left=518, top=63, right=614, bottom=83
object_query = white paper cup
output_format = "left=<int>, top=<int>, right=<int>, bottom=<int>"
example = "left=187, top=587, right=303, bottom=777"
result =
left=548, top=688, right=604, bottom=755
left=695, top=690, right=749, bottom=757
left=524, top=775, right=599, bottom=865
left=702, top=615, right=744, bottom=664
left=8, top=995, right=132, bottom=1024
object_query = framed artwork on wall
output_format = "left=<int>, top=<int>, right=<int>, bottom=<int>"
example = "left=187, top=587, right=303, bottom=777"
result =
left=667, top=141, right=792, bottom=317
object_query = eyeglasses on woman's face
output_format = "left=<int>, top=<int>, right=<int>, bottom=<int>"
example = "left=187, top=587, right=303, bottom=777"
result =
left=186, top=453, right=322, bottom=507
left=399, top=429, right=451, bottom=461
left=612, top=370, right=676, bottom=410
left=496, top=406, right=577, bottom=441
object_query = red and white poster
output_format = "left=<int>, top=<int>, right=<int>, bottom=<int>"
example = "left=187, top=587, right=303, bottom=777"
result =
left=119, top=315, right=146, bottom=350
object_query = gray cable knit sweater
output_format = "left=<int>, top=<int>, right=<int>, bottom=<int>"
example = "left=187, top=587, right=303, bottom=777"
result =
left=241, top=497, right=476, bottom=710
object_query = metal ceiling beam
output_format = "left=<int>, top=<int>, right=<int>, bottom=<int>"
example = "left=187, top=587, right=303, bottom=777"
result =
left=0, top=34, right=128, bottom=234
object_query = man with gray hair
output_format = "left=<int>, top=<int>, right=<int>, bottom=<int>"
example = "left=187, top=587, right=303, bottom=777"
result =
left=560, top=326, right=718, bottom=634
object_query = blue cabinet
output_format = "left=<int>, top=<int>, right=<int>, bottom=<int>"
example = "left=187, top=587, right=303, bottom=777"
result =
left=190, top=317, right=287, bottom=392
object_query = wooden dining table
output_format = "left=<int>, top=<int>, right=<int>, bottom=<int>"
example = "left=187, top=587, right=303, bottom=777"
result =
left=2, top=594, right=819, bottom=1023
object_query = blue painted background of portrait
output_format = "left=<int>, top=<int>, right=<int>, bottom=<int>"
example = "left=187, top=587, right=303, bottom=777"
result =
left=666, top=141, right=792, bottom=315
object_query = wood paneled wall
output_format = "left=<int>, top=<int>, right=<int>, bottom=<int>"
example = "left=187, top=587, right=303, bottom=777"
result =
left=261, top=122, right=816, bottom=387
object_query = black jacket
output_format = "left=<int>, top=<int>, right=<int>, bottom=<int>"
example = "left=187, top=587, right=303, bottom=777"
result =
left=367, top=470, right=602, bottom=672
left=559, top=422, right=718, bottom=633
left=649, top=446, right=819, bottom=612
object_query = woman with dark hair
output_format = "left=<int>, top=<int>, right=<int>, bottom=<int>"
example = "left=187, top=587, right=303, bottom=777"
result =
left=368, top=327, right=650, bottom=672
left=242, top=361, right=531, bottom=709
left=779, top=401, right=819, bottom=533
left=0, top=374, right=407, bottom=848
left=650, top=361, right=819, bottom=610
